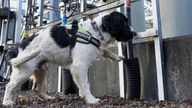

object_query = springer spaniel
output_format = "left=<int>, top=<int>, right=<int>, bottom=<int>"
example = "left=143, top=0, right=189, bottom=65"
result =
left=3, top=11, right=136, bottom=106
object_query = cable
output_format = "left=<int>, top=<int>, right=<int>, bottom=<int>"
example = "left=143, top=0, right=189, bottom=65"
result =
left=67, top=0, right=78, bottom=19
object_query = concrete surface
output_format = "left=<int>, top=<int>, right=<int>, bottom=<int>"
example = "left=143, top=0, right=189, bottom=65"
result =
left=134, top=41, right=158, bottom=100
left=44, top=63, right=58, bottom=93
left=163, top=36, right=192, bottom=100
left=134, top=35, right=192, bottom=100
left=89, top=46, right=120, bottom=97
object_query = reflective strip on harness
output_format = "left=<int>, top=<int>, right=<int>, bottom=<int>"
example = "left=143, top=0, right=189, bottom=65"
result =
left=66, top=24, right=100, bottom=47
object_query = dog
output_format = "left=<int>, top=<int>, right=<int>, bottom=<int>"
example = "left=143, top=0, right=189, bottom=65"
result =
left=3, top=11, right=136, bottom=106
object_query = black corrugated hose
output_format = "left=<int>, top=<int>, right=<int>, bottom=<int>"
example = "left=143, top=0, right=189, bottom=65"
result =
left=62, top=69, right=78, bottom=94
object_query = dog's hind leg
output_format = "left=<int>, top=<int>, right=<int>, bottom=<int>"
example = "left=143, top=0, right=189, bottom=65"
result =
left=3, top=65, right=34, bottom=106
left=10, top=49, right=40, bottom=67
left=32, top=66, right=54, bottom=101
left=3, top=57, right=42, bottom=106
left=71, top=64, right=99, bottom=104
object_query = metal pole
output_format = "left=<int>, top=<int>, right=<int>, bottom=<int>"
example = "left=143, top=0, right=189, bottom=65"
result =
left=49, top=0, right=60, bottom=22
left=80, top=0, right=87, bottom=12
left=117, top=6, right=125, bottom=98
left=15, top=0, right=22, bottom=43
left=0, top=0, right=3, bottom=8
left=26, top=0, right=32, bottom=31
left=0, top=20, right=2, bottom=38
left=38, top=0, right=44, bottom=26
left=125, top=0, right=134, bottom=58
left=58, top=66, right=62, bottom=92
left=152, top=0, right=166, bottom=100
left=80, top=0, right=87, bottom=21
left=118, top=42, right=125, bottom=98
left=0, top=21, right=6, bottom=45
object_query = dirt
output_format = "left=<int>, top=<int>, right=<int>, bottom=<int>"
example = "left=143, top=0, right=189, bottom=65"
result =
left=0, top=89, right=192, bottom=108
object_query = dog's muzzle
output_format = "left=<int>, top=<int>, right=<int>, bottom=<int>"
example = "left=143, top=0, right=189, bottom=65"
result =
left=116, top=31, right=137, bottom=42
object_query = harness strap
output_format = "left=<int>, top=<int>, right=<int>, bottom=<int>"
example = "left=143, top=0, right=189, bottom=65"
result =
left=66, top=22, right=101, bottom=48
left=76, top=32, right=100, bottom=48
left=69, top=20, right=78, bottom=49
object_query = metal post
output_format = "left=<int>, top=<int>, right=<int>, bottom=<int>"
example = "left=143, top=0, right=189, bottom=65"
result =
left=58, top=66, right=62, bottom=92
left=80, top=0, right=87, bottom=12
left=49, top=0, right=60, bottom=22
left=117, top=7, right=125, bottom=98
left=0, top=0, right=2, bottom=34
left=118, top=42, right=125, bottom=98
left=38, top=0, right=44, bottom=26
left=26, top=0, right=32, bottom=31
left=0, top=20, right=1, bottom=38
left=80, top=0, right=87, bottom=21
left=0, top=0, right=3, bottom=8
left=15, top=0, right=22, bottom=43
left=0, top=21, right=6, bottom=44
left=152, top=0, right=166, bottom=100
left=125, top=0, right=134, bottom=58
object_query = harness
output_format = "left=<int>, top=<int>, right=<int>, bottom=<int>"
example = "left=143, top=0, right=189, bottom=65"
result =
left=66, top=20, right=101, bottom=48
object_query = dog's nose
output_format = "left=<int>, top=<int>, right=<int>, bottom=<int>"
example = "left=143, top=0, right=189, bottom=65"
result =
left=132, top=31, right=137, bottom=37
left=129, top=26, right=137, bottom=39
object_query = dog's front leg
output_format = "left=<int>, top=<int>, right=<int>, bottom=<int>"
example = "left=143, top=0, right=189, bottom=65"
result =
left=103, top=49, right=125, bottom=62
left=70, top=64, right=99, bottom=104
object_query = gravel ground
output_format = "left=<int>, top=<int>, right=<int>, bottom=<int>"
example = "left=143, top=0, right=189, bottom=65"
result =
left=0, top=89, right=192, bottom=108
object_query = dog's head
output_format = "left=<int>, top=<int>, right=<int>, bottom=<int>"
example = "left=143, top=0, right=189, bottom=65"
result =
left=101, top=11, right=135, bottom=42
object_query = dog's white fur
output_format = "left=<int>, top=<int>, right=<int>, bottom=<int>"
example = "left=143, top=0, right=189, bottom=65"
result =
left=2, top=13, right=126, bottom=106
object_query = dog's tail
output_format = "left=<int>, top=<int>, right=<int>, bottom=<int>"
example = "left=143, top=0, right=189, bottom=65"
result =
left=10, top=49, right=40, bottom=67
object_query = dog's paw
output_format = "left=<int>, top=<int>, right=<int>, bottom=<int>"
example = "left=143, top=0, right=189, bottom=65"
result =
left=86, top=98, right=100, bottom=104
left=3, top=100, right=15, bottom=106
left=46, top=96, right=55, bottom=100
left=37, top=93, right=55, bottom=101
left=79, top=90, right=85, bottom=98
left=115, top=55, right=125, bottom=62
left=119, top=55, right=125, bottom=61
left=42, top=94, right=55, bottom=101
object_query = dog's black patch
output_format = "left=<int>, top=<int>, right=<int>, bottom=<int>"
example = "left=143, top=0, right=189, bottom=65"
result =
left=19, top=34, right=38, bottom=50
left=101, top=11, right=134, bottom=42
left=50, top=25, right=72, bottom=48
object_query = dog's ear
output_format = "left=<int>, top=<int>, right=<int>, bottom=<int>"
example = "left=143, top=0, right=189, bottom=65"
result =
left=101, top=11, right=134, bottom=42
left=101, top=14, right=111, bottom=34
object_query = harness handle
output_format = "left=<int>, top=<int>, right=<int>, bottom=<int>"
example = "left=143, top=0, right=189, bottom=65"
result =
left=69, top=20, right=78, bottom=48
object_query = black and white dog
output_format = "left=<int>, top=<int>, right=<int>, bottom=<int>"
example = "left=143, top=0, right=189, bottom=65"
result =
left=3, top=11, right=136, bottom=106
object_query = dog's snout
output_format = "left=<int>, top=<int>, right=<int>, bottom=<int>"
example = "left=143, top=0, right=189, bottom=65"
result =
left=132, top=31, right=137, bottom=37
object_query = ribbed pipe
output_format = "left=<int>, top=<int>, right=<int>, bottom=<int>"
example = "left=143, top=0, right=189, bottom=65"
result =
left=124, top=57, right=141, bottom=99
left=62, top=69, right=78, bottom=94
